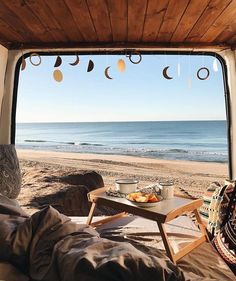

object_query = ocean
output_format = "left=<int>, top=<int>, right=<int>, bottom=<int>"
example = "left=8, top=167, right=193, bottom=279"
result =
left=16, top=121, right=228, bottom=163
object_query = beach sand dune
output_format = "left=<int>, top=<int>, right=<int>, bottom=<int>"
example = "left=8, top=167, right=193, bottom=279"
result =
left=17, top=149, right=228, bottom=215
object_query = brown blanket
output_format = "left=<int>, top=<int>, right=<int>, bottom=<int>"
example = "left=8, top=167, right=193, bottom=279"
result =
left=0, top=195, right=217, bottom=281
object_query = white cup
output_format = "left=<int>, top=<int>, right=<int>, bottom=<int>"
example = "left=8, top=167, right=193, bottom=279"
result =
left=115, top=179, right=138, bottom=194
left=158, top=180, right=174, bottom=200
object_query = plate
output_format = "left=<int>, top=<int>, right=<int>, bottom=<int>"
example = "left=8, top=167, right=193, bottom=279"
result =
left=126, top=193, right=163, bottom=208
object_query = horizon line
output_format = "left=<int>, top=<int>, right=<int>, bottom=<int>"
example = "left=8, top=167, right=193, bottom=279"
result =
left=16, top=119, right=226, bottom=124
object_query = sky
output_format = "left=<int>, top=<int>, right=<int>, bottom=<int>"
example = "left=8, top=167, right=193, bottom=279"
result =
left=16, top=53, right=226, bottom=123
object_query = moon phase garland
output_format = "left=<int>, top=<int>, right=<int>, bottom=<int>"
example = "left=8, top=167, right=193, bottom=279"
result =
left=22, top=52, right=212, bottom=83
left=162, top=66, right=210, bottom=81
left=197, top=67, right=210, bottom=80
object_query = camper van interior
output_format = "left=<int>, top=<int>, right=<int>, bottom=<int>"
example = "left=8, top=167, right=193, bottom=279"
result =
left=0, top=1, right=236, bottom=280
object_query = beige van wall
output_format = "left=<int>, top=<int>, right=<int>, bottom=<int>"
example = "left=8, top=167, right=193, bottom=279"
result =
left=0, top=45, right=9, bottom=138
left=222, top=49, right=236, bottom=180
left=0, top=48, right=236, bottom=179
left=0, top=49, right=20, bottom=144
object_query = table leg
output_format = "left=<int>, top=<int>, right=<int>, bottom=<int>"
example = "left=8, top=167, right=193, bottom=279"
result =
left=86, top=202, right=97, bottom=225
left=193, top=209, right=210, bottom=242
left=157, top=222, right=175, bottom=263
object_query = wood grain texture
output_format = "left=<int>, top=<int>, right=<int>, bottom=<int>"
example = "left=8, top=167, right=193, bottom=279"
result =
left=0, top=1, right=35, bottom=42
left=86, top=0, right=112, bottom=42
left=142, top=0, right=169, bottom=42
left=25, top=0, right=68, bottom=42
left=3, top=0, right=53, bottom=42
left=64, top=0, right=97, bottom=42
left=128, top=0, right=148, bottom=42
left=157, top=0, right=190, bottom=42
left=107, top=0, right=128, bottom=42
left=44, top=0, right=84, bottom=41
left=201, top=0, right=236, bottom=42
left=0, top=18, right=25, bottom=43
left=171, top=0, right=210, bottom=42
left=186, top=0, right=232, bottom=42
left=0, top=0, right=236, bottom=48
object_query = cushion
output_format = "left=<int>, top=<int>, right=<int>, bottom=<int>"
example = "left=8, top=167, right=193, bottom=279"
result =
left=0, top=262, right=29, bottom=281
left=200, top=180, right=236, bottom=237
left=213, top=218, right=236, bottom=274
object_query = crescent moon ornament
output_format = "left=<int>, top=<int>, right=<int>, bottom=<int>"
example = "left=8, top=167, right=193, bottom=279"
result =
left=117, top=59, right=126, bottom=72
left=128, top=52, right=142, bottom=64
left=104, top=66, right=113, bottom=80
left=69, top=55, right=80, bottom=66
left=53, top=69, right=63, bottom=82
left=29, top=53, right=41, bottom=66
left=163, top=66, right=173, bottom=80
left=54, top=56, right=62, bottom=67
left=21, top=56, right=26, bottom=71
left=87, top=59, right=94, bottom=72
left=213, top=58, right=218, bottom=72
left=197, top=67, right=210, bottom=80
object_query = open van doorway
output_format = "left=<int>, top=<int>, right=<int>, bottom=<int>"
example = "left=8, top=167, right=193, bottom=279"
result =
left=14, top=53, right=228, bottom=215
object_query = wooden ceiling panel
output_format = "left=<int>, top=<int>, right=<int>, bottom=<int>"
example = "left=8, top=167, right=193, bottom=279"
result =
left=64, top=0, right=97, bottom=42
left=0, top=18, right=24, bottom=43
left=86, top=0, right=112, bottom=42
left=157, top=0, right=190, bottom=42
left=107, top=0, right=127, bottom=42
left=186, top=0, right=232, bottom=42
left=128, top=0, right=148, bottom=42
left=142, top=0, right=169, bottom=42
left=0, top=2, right=36, bottom=42
left=44, top=0, right=84, bottom=42
left=25, top=0, right=68, bottom=42
left=0, top=0, right=236, bottom=49
left=201, top=1, right=236, bottom=42
left=171, top=0, right=210, bottom=42
left=3, top=0, right=54, bottom=42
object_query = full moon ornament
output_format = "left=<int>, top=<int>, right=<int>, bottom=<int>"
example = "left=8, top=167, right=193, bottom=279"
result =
left=117, top=59, right=126, bottom=72
left=104, top=66, right=113, bottom=80
left=197, top=67, right=210, bottom=80
left=87, top=60, right=94, bottom=72
left=53, top=69, right=63, bottom=82
left=163, top=66, right=173, bottom=80
left=29, top=53, right=41, bottom=66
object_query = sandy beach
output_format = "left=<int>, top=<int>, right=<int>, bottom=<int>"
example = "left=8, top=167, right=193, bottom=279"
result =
left=17, top=149, right=228, bottom=215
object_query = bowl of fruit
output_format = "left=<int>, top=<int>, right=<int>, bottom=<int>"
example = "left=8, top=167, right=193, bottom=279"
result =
left=126, top=192, right=162, bottom=208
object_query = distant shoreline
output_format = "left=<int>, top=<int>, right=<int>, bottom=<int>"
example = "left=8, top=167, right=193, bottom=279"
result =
left=16, top=146, right=228, bottom=164
left=16, top=119, right=226, bottom=124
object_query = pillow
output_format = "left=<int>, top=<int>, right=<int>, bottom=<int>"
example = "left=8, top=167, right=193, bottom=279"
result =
left=0, top=261, right=29, bottom=281
left=199, top=181, right=220, bottom=226
left=213, top=218, right=236, bottom=274
left=199, top=180, right=236, bottom=237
